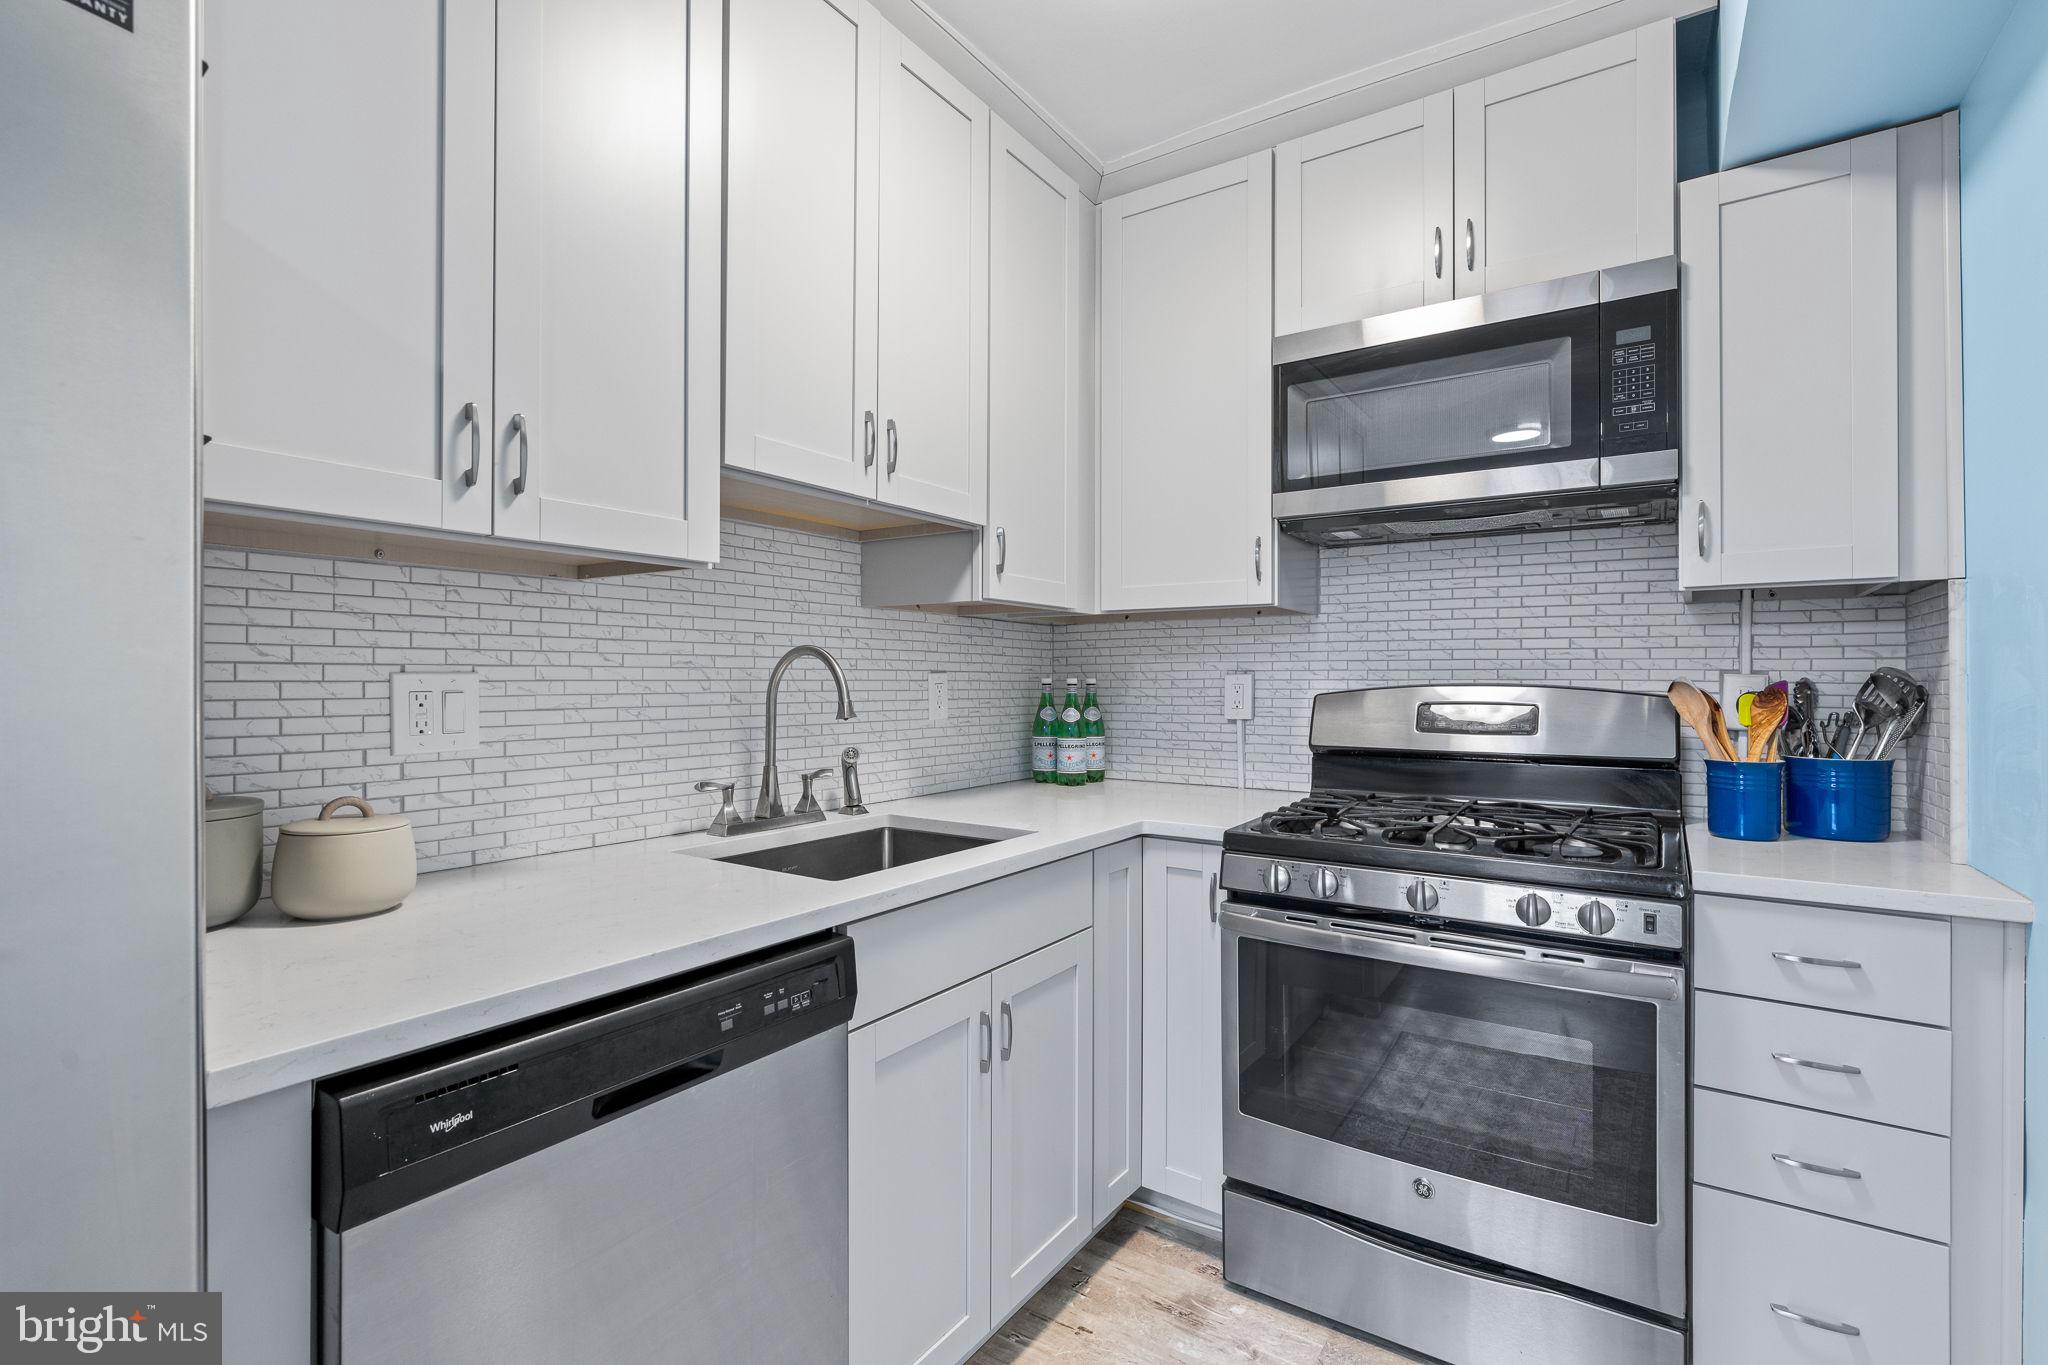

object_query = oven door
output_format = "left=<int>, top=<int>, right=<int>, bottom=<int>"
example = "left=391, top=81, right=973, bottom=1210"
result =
left=1273, top=292, right=1603, bottom=518
left=1221, top=903, right=1686, bottom=1319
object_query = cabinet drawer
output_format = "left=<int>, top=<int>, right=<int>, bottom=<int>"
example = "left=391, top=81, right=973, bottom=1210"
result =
left=1696, top=895, right=1949, bottom=1025
left=848, top=855, right=1092, bottom=1028
left=1693, top=1089, right=1949, bottom=1242
left=1694, top=992, right=1950, bottom=1134
left=1694, top=1186, right=1947, bottom=1365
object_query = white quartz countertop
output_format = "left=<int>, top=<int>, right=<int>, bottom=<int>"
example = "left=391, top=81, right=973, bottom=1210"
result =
left=1686, top=823, right=2032, bottom=922
left=203, top=779, right=1285, bottom=1108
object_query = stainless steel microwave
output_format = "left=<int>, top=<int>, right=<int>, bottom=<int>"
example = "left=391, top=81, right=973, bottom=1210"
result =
left=1272, top=257, right=1679, bottom=544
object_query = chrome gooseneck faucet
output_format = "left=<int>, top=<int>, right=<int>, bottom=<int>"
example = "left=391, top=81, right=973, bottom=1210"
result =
left=756, top=645, right=857, bottom=820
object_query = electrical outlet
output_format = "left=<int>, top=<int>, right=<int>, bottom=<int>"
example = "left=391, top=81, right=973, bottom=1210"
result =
left=928, top=672, right=949, bottom=724
left=1223, top=673, right=1254, bottom=721
left=1719, top=671, right=1769, bottom=731
left=391, top=672, right=485, bottom=757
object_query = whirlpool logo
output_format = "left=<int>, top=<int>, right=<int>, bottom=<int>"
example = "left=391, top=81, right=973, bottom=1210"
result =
left=427, top=1109, right=474, bottom=1136
left=5, top=1293, right=220, bottom=1361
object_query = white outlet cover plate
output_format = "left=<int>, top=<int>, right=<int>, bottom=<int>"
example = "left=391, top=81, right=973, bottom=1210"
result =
left=1224, top=673, right=1254, bottom=720
left=928, top=672, right=950, bottom=724
left=390, top=672, right=484, bottom=757
left=1719, top=671, right=1769, bottom=732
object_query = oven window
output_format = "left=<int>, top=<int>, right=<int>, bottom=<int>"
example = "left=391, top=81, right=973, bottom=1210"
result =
left=1236, top=939, right=1659, bottom=1223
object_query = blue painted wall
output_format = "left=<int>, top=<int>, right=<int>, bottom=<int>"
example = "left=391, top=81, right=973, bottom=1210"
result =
left=1721, top=0, right=2016, bottom=165
left=1961, top=0, right=2048, bottom=1350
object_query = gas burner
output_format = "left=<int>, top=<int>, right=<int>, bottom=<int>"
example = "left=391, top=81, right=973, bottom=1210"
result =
left=1251, top=794, right=1674, bottom=875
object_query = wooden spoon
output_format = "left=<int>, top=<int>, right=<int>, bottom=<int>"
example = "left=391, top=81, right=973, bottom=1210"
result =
left=1668, top=681, right=1737, bottom=762
left=1745, top=687, right=1789, bottom=762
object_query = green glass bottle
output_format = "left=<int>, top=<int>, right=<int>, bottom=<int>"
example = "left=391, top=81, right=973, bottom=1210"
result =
left=1055, top=678, right=1087, bottom=787
left=1083, top=678, right=1106, bottom=783
left=1031, top=678, right=1056, bottom=783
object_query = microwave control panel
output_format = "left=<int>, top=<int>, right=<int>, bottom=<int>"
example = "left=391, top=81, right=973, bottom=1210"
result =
left=1601, top=289, right=1678, bottom=456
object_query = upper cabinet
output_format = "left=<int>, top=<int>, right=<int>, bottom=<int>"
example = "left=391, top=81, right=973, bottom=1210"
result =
left=1680, top=115, right=1960, bottom=591
left=1454, top=24, right=1675, bottom=296
left=200, top=0, right=721, bottom=567
left=1100, top=155, right=1315, bottom=614
left=1274, top=22, right=1675, bottom=335
left=1274, top=93, right=1453, bottom=335
left=726, top=1, right=987, bottom=525
left=200, top=0, right=494, bottom=536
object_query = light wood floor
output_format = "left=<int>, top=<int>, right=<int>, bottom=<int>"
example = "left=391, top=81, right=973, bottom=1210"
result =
left=968, top=1207, right=1421, bottom=1365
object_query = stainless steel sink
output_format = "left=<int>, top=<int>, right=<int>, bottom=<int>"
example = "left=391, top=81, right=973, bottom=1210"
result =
left=706, top=823, right=1016, bottom=881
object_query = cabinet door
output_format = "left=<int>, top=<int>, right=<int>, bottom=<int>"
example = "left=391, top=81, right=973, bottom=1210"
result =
left=1274, top=92, right=1453, bottom=334
left=990, top=933, right=1094, bottom=1321
left=725, top=0, right=877, bottom=499
left=492, top=0, right=716, bottom=564
left=873, top=21, right=989, bottom=523
left=1140, top=840, right=1224, bottom=1216
left=1092, top=841, right=1143, bottom=1223
left=1680, top=130, right=1899, bottom=589
left=1100, top=157, right=1274, bottom=612
left=850, top=976, right=991, bottom=1365
left=985, top=117, right=1083, bottom=609
left=1452, top=23, right=1674, bottom=296
left=200, top=0, right=494, bottom=534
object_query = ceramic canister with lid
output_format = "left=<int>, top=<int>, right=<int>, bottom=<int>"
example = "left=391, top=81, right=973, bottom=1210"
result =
left=203, top=792, right=266, bottom=928
left=269, top=796, right=418, bottom=921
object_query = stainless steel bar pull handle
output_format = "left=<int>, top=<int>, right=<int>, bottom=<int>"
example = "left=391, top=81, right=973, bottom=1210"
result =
left=509, top=412, right=530, bottom=496
left=1000, top=1001, right=1014, bottom=1060
left=885, top=417, right=898, bottom=475
left=1773, top=1052, right=1863, bottom=1076
left=1696, top=500, right=1709, bottom=558
left=1464, top=218, right=1475, bottom=271
left=1772, top=951, right=1863, bottom=970
left=994, top=526, right=1006, bottom=575
left=1209, top=872, right=1221, bottom=923
left=1771, top=1153, right=1863, bottom=1181
left=460, top=401, right=480, bottom=487
left=979, top=1011, right=992, bottom=1073
left=1432, top=225, right=1443, bottom=279
left=1769, top=1304, right=1862, bottom=1337
left=1254, top=536, right=1263, bottom=582
left=863, top=410, right=876, bottom=470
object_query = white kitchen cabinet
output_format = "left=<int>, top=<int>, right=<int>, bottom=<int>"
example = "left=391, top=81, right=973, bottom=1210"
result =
left=1140, top=839, right=1224, bottom=1216
left=724, top=0, right=873, bottom=499
left=1682, top=116, right=1960, bottom=591
left=1453, top=23, right=1675, bottom=297
left=849, top=974, right=992, bottom=1365
left=873, top=20, right=989, bottom=524
left=989, top=934, right=1094, bottom=1321
left=491, top=0, right=720, bottom=563
left=200, top=0, right=495, bottom=535
left=202, top=0, right=720, bottom=566
left=1091, top=841, right=1143, bottom=1223
left=725, top=2, right=987, bottom=526
left=1100, top=155, right=1315, bottom=615
left=1274, top=93, right=1453, bottom=335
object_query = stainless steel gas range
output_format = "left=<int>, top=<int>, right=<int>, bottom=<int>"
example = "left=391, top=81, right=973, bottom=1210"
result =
left=1218, top=685, right=1689, bottom=1365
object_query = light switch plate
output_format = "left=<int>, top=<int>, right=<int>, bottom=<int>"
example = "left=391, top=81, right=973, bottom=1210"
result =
left=1223, top=673, right=1254, bottom=721
left=390, top=672, right=484, bottom=757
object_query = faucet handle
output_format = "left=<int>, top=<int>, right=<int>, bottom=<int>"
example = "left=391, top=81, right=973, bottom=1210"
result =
left=694, top=779, right=741, bottom=836
left=795, top=768, right=834, bottom=816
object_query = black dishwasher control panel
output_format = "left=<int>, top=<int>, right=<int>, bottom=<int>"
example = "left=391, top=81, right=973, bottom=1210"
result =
left=316, top=932, right=855, bottom=1232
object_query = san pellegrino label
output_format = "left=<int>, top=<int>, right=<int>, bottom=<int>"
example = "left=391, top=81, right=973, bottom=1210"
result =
left=1031, top=678, right=1057, bottom=781
left=1056, top=678, right=1087, bottom=784
left=1083, top=677, right=1106, bottom=782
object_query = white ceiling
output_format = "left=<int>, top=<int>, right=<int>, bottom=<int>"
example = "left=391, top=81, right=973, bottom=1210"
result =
left=918, top=0, right=1608, bottom=170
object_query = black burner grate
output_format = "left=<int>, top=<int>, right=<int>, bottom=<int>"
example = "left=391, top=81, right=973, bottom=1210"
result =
left=1257, top=794, right=1669, bottom=870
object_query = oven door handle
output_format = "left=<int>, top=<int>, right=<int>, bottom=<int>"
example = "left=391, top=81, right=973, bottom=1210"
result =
left=1218, top=904, right=1684, bottom=1003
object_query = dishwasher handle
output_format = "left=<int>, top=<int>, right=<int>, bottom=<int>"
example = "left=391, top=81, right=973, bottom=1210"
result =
left=591, top=1050, right=725, bottom=1122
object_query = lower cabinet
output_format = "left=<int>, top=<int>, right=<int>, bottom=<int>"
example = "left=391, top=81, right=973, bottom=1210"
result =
left=1091, top=840, right=1144, bottom=1223
left=850, top=932, right=1094, bottom=1365
left=1140, top=839, right=1224, bottom=1217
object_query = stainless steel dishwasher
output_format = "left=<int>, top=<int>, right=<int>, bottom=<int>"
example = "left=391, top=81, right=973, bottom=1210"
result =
left=315, top=933, right=855, bottom=1364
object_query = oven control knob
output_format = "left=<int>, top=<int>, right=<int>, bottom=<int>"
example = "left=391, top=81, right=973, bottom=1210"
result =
left=1514, top=893, right=1552, bottom=926
left=1578, top=899, right=1618, bottom=935
left=1404, top=880, right=1440, bottom=913
left=1310, top=867, right=1341, bottom=899
left=1267, top=862, right=1291, bottom=894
